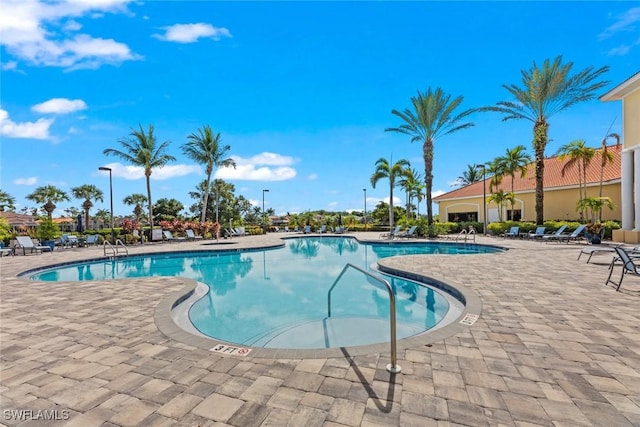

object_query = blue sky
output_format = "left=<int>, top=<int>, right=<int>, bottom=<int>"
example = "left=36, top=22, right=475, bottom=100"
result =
left=1, top=1, right=638, bottom=219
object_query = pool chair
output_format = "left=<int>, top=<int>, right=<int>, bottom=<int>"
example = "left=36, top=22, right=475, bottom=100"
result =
left=527, top=226, right=546, bottom=239
left=553, top=225, right=587, bottom=244
left=606, top=246, right=640, bottom=291
left=234, top=227, right=247, bottom=237
left=1, top=247, right=13, bottom=257
left=398, top=225, right=418, bottom=239
left=542, top=225, right=568, bottom=242
left=502, top=226, right=520, bottom=238
left=380, top=226, right=401, bottom=239
left=303, top=225, right=311, bottom=234
left=85, top=234, right=99, bottom=246
left=14, top=236, right=52, bottom=255
left=185, top=229, right=203, bottom=240
left=163, top=230, right=186, bottom=242
left=318, top=225, right=327, bottom=234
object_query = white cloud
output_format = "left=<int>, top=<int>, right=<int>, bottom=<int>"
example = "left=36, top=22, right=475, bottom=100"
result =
left=99, top=162, right=201, bottom=180
left=0, top=108, right=53, bottom=139
left=154, top=23, right=231, bottom=43
left=32, top=98, right=87, bottom=114
left=216, top=152, right=297, bottom=181
left=1, top=61, right=18, bottom=71
left=432, top=190, right=445, bottom=198
left=14, top=177, right=38, bottom=185
left=307, top=173, right=318, bottom=180
left=599, top=7, right=640, bottom=40
left=0, top=0, right=140, bottom=70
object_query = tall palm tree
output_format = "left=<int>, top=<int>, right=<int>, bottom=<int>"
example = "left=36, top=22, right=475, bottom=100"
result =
left=482, top=56, right=609, bottom=224
left=25, top=185, right=70, bottom=219
left=556, top=139, right=596, bottom=220
left=94, top=208, right=111, bottom=229
left=496, top=145, right=531, bottom=220
left=457, top=164, right=483, bottom=187
left=370, top=157, right=410, bottom=235
left=71, top=184, right=104, bottom=231
left=399, top=167, right=423, bottom=219
left=103, top=124, right=176, bottom=229
left=0, top=190, right=16, bottom=211
left=182, top=126, right=236, bottom=223
left=485, top=160, right=505, bottom=193
left=386, top=87, right=475, bottom=232
left=123, top=193, right=148, bottom=223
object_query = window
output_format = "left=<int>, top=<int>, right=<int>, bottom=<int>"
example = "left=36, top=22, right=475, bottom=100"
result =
left=448, top=212, right=477, bottom=222
left=506, top=210, right=522, bottom=221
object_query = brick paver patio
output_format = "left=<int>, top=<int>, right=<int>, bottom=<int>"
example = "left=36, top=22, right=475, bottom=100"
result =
left=1, top=232, right=638, bottom=426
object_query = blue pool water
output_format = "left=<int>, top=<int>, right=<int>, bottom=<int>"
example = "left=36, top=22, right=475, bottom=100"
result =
left=29, top=238, right=499, bottom=348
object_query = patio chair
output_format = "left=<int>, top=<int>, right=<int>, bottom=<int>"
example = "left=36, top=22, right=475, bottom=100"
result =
left=555, top=225, right=587, bottom=244
left=303, top=225, right=311, bottom=234
left=527, top=226, right=546, bottom=239
left=1, top=247, right=13, bottom=257
left=542, top=225, right=568, bottom=242
left=186, top=229, right=203, bottom=240
left=502, top=226, right=520, bottom=238
left=163, top=230, right=186, bottom=242
left=606, top=246, right=640, bottom=291
left=380, top=226, right=401, bottom=239
left=234, top=227, right=247, bottom=237
left=85, top=234, right=99, bottom=246
left=14, top=236, right=52, bottom=255
left=398, top=225, right=418, bottom=239
left=318, top=225, right=327, bottom=234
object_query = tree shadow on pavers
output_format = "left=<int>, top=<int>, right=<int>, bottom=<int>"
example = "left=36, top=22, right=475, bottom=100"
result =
left=340, top=347, right=396, bottom=413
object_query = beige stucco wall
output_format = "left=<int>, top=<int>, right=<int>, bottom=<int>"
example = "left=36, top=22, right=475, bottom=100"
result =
left=436, top=182, right=621, bottom=223
left=623, top=89, right=640, bottom=149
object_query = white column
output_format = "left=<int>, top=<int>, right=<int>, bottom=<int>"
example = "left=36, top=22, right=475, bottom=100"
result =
left=622, top=149, right=634, bottom=230
left=633, top=149, right=640, bottom=230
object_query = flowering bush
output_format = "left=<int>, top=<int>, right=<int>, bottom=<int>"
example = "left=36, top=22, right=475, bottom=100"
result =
left=121, top=219, right=141, bottom=234
left=158, top=220, right=220, bottom=238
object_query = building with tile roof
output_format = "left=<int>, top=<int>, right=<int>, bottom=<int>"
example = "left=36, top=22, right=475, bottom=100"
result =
left=601, top=71, right=640, bottom=242
left=434, top=145, right=621, bottom=224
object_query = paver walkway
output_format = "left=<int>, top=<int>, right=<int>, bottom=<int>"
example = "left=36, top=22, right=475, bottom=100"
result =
left=0, top=233, right=639, bottom=426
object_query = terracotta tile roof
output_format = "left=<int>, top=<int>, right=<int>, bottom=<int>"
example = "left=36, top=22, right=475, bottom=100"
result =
left=0, top=212, right=39, bottom=228
left=434, top=144, right=621, bottom=201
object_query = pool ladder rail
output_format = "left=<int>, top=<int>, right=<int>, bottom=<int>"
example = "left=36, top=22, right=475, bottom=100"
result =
left=103, top=239, right=129, bottom=259
left=327, top=263, right=401, bottom=374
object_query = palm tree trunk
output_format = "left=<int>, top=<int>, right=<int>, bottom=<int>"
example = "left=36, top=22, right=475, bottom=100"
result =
left=201, top=169, right=212, bottom=223
left=388, top=182, right=394, bottom=235
left=424, top=139, right=434, bottom=230
left=533, top=121, right=548, bottom=225
left=146, top=173, right=154, bottom=229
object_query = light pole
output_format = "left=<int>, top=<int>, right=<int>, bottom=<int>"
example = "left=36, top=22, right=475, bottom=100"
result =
left=478, top=164, right=487, bottom=236
left=98, top=166, right=115, bottom=243
left=262, top=189, right=269, bottom=234
left=363, top=188, right=367, bottom=230
left=215, top=183, right=220, bottom=240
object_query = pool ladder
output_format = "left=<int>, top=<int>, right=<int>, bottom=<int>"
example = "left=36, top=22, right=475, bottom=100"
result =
left=327, top=263, right=401, bottom=374
left=103, top=239, right=128, bottom=259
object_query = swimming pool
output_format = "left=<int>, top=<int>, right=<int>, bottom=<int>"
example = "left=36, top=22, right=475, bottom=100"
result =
left=28, top=237, right=500, bottom=349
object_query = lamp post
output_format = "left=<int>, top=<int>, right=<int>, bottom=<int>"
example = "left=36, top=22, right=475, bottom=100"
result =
left=478, top=164, right=487, bottom=236
left=215, top=183, right=219, bottom=241
left=363, top=188, right=367, bottom=230
left=262, top=189, right=269, bottom=234
left=98, top=166, right=115, bottom=243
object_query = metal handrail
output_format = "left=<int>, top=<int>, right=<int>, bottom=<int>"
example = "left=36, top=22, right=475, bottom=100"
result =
left=327, top=263, right=401, bottom=373
left=103, top=239, right=128, bottom=258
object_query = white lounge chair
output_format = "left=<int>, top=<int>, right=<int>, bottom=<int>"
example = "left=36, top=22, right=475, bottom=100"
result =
left=380, top=226, right=401, bottom=239
left=398, top=225, right=418, bottom=238
left=163, top=230, right=186, bottom=242
left=14, top=236, right=52, bottom=255
left=186, top=229, right=203, bottom=240
left=542, top=225, right=568, bottom=242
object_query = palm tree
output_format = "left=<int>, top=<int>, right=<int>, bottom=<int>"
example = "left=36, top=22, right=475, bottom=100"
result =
left=496, top=145, right=531, bottom=220
left=370, top=157, right=410, bottom=235
left=457, top=164, right=483, bottom=186
left=123, top=193, right=148, bottom=223
left=386, top=87, right=475, bottom=232
left=103, top=124, right=176, bottom=229
left=484, top=160, right=505, bottom=193
left=71, top=184, right=104, bottom=231
left=556, top=139, right=596, bottom=220
left=0, top=190, right=16, bottom=211
left=487, top=190, right=514, bottom=223
left=482, top=56, right=609, bottom=224
left=94, top=208, right=111, bottom=229
left=182, top=125, right=236, bottom=223
left=399, top=167, right=423, bottom=219
left=25, top=185, right=70, bottom=219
